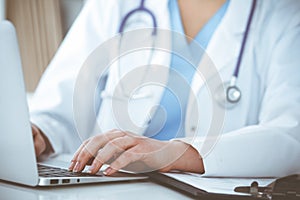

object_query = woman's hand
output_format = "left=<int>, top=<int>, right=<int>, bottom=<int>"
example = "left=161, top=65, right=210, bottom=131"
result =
left=68, top=130, right=204, bottom=175
left=31, top=123, right=47, bottom=157
left=31, top=123, right=53, bottom=157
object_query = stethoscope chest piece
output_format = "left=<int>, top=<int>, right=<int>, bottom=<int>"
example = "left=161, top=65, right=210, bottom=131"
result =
left=213, top=0, right=255, bottom=109
left=215, top=81, right=242, bottom=109
left=227, top=85, right=241, bottom=103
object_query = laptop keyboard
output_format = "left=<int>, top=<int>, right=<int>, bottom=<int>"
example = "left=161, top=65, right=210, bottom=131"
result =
left=38, top=164, right=103, bottom=177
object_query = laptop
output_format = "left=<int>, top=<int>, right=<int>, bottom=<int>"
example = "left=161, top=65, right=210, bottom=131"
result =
left=0, top=20, right=146, bottom=187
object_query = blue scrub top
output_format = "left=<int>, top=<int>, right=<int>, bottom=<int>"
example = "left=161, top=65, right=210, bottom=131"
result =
left=144, top=0, right=230, bottom=140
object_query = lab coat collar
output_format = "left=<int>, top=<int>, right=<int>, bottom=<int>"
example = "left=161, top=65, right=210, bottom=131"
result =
left=185, top=0, right=256, bottom=136
left=190, top=0, right=255, bottom=94
left=117, top=0, right=256, bottom=101
left=225, top=0, right=256, bottom=35
left=111, top=0, right=256, bottom=135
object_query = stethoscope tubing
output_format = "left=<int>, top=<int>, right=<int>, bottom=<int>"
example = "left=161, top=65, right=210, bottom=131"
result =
left=232, top=0, right=257, bottom=79
left=225, top=0, right=256, bottom=105
left=118, top=0, right=157, bottom=35
left=115, top=0, right=257, bottom=106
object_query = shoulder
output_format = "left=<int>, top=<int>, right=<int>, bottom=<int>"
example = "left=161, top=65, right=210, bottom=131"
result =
left=250, top=0, right=300, bottom=82
left=253, top=0, right=300, bottom=47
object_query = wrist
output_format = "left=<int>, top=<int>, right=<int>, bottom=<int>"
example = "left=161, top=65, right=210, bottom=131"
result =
left=163, top=140, right=205, bottom=174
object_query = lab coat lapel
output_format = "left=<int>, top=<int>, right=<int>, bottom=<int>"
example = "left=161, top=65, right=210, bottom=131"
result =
left=185, top=0, right=254, bottom=137
left=120, top=0, right=171, bottom=135
left=93, top=0, right=171, bottom=136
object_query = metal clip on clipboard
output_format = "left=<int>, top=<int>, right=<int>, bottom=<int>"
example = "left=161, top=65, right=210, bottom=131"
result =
left=234, top=174, right=300, bottom=199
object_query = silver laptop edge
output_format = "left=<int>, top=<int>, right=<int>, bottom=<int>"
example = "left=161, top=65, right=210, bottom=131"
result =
left=0, top=20, right=145, bottom=187
left=0, top=20, right=39, bottom=186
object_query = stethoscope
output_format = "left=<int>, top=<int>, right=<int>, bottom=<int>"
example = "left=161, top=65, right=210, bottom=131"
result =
left=220, top=0, right=257, bottom=106
left=101, top=0, right=158, bottom=101
left=102, top=0, right=257, bottom=108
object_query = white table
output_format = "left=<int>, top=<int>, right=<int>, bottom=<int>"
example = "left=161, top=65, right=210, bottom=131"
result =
left=0, top=179, right=193, bottom=200
left=1, top=151, right=193, bottom=200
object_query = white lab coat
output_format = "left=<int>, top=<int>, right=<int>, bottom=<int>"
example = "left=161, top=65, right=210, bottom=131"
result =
left=30, top=0, right=300, bottom=177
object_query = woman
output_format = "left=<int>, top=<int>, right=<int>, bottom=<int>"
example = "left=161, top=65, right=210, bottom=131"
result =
left=31, top=0, right=300, bottom=177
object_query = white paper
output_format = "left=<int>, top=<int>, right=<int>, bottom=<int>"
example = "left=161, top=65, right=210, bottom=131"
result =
left=163, top=172, right=276, bottom=195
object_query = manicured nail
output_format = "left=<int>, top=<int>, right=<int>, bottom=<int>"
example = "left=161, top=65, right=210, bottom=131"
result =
left=73, top=162, right=81, bottom=172
left=103, top=167, right=112, bottom=176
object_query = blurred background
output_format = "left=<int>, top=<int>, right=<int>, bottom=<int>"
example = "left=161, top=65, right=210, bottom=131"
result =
left=0, top=0, right=86, bottom=92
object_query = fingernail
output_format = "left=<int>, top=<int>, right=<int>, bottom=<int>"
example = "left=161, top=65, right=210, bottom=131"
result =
left=73, top=162, right=80, bottom=172
left=88, top=166, right=94, bottom=174
left=103, top=167, right=112, bottom=176
left=68, top=161, right=75, bottom=171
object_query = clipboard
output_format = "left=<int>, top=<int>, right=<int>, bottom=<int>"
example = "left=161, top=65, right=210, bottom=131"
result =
left=146, top=172, right=300, bottom=199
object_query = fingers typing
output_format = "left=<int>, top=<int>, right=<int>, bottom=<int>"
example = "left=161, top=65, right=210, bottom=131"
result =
left=69, top=130, right=126, bottom=172
left=88, top=135, right=137, bottom=174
